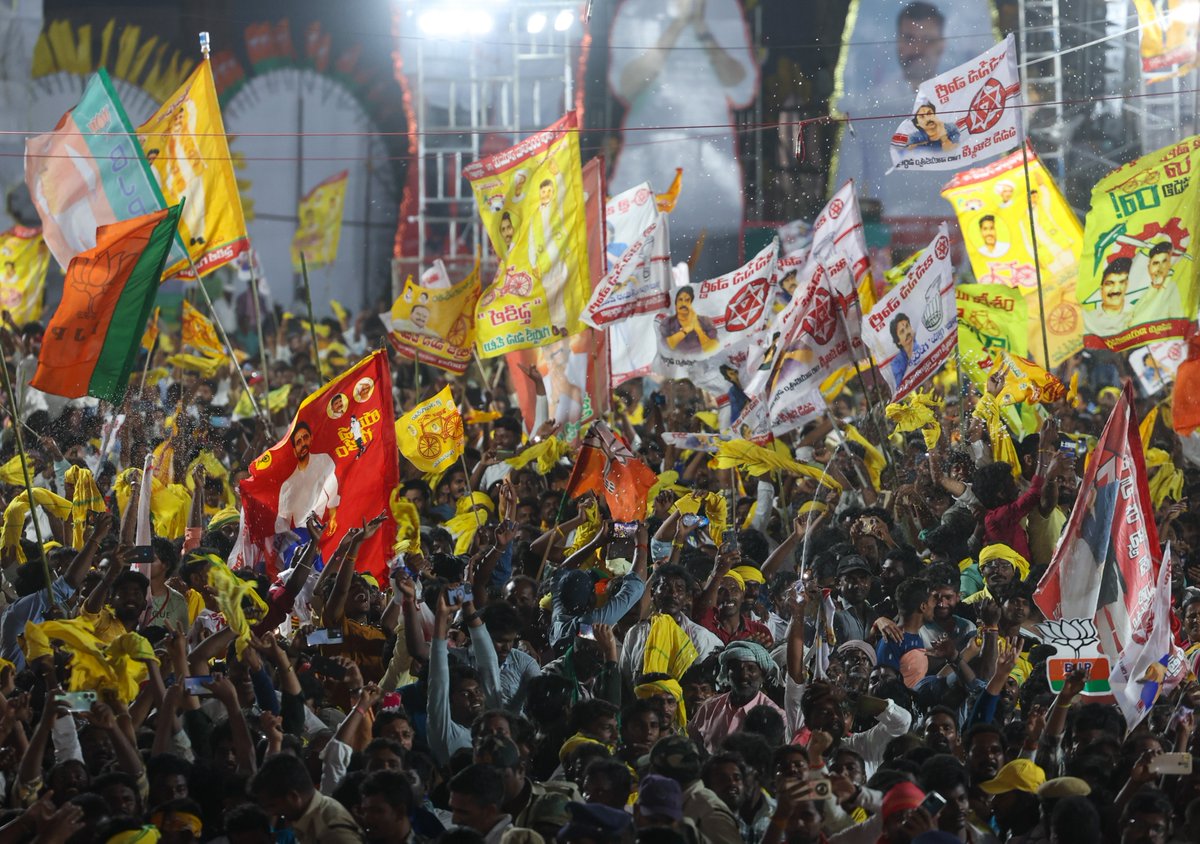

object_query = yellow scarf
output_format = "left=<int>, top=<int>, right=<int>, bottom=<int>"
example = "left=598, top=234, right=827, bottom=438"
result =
left=185, top=451, right=236, bottom=509
left=886, top=390, right=943, bottom=450
left=634, top=678, right=688, bottom=730
left=443, top=492, right=495, bottom=555
left=973, top=393, right=1020, bottom=475
left=506, top=436, right=572, bottom=474
left=64, top=465, right=106, bottom=548
left=0, top=454, right=30, bottom=486
left=643, top=614, right=698, bottom=680
left=978, top=542, right=1030, bottom=581
left=23, top=619, right=156, bottom=703
left=390, top=491, right=422, bottom=555
left=151, top=484, right=192, bottom=540
left=1146, top=449, right=1185, bottom=508
left=673, top=491, right=730, bottom=547
left=207, top=563, right=266, bottom=657
left=2, top=489, right=72, bottom=561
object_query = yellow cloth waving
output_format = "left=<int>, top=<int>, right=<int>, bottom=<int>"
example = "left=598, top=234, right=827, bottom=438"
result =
left=643, top=614, right=698, bottom=680
left=973, top=393, right=1020, bottom=476
left=2, top=489, right=72, bottom=561
left=64, top=465, right=106, bottom=548
left=207, top=563, right=263, bottom=657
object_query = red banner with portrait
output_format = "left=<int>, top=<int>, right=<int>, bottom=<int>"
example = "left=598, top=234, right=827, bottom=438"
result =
left=240, top=350, right=398, bottom=581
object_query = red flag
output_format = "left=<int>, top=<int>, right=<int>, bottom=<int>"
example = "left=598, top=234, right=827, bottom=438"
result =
left=565, top=421, right=658, bottom=522
left=1033, top=382, right=1160, bottom=667
left=240, top=351, right=398, bottom=582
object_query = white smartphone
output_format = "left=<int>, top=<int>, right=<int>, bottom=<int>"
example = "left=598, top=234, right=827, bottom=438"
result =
left=307, top=628, right=345, bottom=646
left=1149, top=752, right=1193, bottom=775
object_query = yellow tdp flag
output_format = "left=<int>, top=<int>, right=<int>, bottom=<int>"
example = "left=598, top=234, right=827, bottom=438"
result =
left=233, top=384, right=292, bottom=421
left=141, top=306, right=161, bottom=351
left=1132, top=0, right=1199, bottom=79
left=465, top=112, right=590, bottom=357
left=1077, top=135, right=1200, bottom=354
left=0, top=227, right=50, bottom=324
left=396, top=386, right=465, bottom=473
left=390, top=263, right=481, bottom=345
left=182, top=300, right=224, bottom=357
left=138, top=59, right=249, bottom=278
left=291, top=170, right=348, bottom=271
left=956, top=283, right=1029, bottom=357
left=942, top=145, right=1083, bottom=367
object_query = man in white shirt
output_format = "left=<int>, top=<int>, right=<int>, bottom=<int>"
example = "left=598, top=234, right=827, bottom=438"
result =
left=276, top=422, right=340, bottom=532
left=1133, top=240, right=1184, bottom=324
left=977, top=215, right=1011, bottom=259
left=620, top=564, right=722, bottom=684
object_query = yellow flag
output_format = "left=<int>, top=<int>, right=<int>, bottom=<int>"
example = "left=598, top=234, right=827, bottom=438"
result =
left=1131, top=0, right=1200, bottom=80
left=955, top=283, right=1029, bottom=357
left=656, top=168, right=683, bottom=212
left=141, top=306, right=161, bottom=352
left=291, top=170, right=348, bottom=271
left=396, top=386, right=464, bottom=473
left=232, top=384, right=291, bottom=421
left=182, top=300, right=224, bottom=357
left=138, top=59, right=249, bottom=278
left=465, top=112, right=590, bottom=357
left=0, top=228, right=50, bottom=324
left=388, top=265, right=481, bottom=375
left=941, top=145, right=1083, bottom=367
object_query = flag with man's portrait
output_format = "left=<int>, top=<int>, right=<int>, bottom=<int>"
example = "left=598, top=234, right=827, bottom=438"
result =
left=240, top=350, right=397, bottom=581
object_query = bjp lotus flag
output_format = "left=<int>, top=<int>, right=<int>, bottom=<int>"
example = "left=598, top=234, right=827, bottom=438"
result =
left=181, top=299, right=224, bottom=358
left=138, top=58, right=250, bottom=278
left=291, top=171, right=348, bottom=271
left=396, top=387, right=465, bottom=473
left=239, top=350, right=397, bottom=582
left=0, top=228, right=50, bottom=324
left=32, top=205, right=182, bottom=404
left=565, top=421, right=658, bottom=522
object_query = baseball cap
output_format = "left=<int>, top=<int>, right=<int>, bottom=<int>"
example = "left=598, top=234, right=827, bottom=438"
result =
left=980, top=759, right=1046, bottom=795
left=527, top=792, right=571, bottom=828
left=1037, top=776, right=1091, bottom=799
left=636, top=774, right=683, bottom=821
left=558, top=570, right=594, bottom=615
left=836, top=555, right=871, bottom=577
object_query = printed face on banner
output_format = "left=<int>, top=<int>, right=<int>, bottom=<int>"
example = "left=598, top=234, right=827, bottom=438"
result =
left=1131, top=338, right=1187, bottom=396
left=583, top=182, right=671, bottom=327
left=941, top=146, right=1084, bottom=367
left=0, top=229, right=49, bottom=324
left=1079, top=136, right=1200, bottom=353
left=888, top=35, right=1021, bottom=173
left=863, top=225, right=958, bottom=400
left=466, top=113, right=590, bottom=357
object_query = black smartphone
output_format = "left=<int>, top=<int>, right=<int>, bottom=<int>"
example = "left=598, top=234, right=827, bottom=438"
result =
left=309, top=655, right=347, bottom=680
left=129, top=545, right=155, bottom=565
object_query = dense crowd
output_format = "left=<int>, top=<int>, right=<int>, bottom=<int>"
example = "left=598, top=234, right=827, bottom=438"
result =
left=0, top=311, right=1194, bottom=844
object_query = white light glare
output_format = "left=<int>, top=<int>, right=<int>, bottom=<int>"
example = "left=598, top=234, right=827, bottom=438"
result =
left=554, top=9, right=575, bottom=31
left=527, top=12, right=548, bottom=33
left=419, top=7, right=493, bottom=37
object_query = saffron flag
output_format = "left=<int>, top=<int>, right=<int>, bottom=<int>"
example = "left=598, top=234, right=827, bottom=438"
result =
left=1078, top=136, right=1200, bottom=353
left=291, top=171, right=349, bottom=271
left=941, top=144, right=1083, bottom=367
left=386, top=263, right=481, bottom=375
left=466, top=112, right=591, bottom=356
left=182, top=299, right=224, bottom=358
left=25, top=69, right=186, bottom=273
left=862, top=225, right=958, bottom=401
left=137, top=58, right=250, bottom=278
left=0, top=227, right=50, bottom=324
left=888, top=35, right=1022, bottom=173
left=565, top=421, right=658, bottom=523
left=583, top=181, right=671, bottom=327
left=32, top=205, right=182, bottom=404
left=239, top=351, right=398, bottom=582
left=1108, top=545, right=1187, bottom=732
left=396, top=386, right=465, bottom=474
left=1034, top=383, right=1161, bottom=671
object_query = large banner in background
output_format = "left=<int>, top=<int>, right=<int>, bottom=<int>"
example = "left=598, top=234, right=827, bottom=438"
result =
left=0, top=227, right=50, bottom=324
left=466, top=112, right=590, bottom=357
left=583, top=181, right=671, bottom=327
left=888, top=35, right=1022, bottom=173
left=1078, top=136, right=1200, bottom=353
left=862, top=225, right=957, bottom=400
left=942, top=145, right=1083, bottom=367
left=1132, top=0, right=1200, bottom=79
left=291, top=171, right=348, bottom=271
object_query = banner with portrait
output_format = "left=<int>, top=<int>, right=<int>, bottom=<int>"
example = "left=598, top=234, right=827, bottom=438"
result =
left=583, top=181, right=671, bottom=327
left=0, top=227, right=50, bottom=324
left=888, top=36, right=1021, bottom=174
left=466, top=112, right=590, bottom=357
left=862, top=225, right=958, bottom=401
left=1131, top=339, right=1187, bottom=396
left=385, top=265, right=480, bottom=375
left=1078, top=136, right=1200, bottom=353
left=1132, top=0, right=1200, bottom=79
left=941, top=144, right=1084, bottom=367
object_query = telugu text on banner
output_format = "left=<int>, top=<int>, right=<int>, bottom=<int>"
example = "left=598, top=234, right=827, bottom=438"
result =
left=385, top=264, right=481, bottom=376
left=1132, top=0, right=1200, bottom=79
left=941, top=144, right=1083, bottom=367
left=583, top=181, right=671, bottom=327
left=862, top=225, right=958, bottom=401
left=1078, top=136, right=1200, bottom=353
left=466, top=112, right=590, bottom=357
left=889, top=35, right=1021, bottom=173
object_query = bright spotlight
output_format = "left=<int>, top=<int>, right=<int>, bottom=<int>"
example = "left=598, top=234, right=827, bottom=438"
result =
left=467, top=9, right=494, bottom=35
left=418, top=9, right=454, bottom=35
left=527, top=12, right=548, bottom=33
left=419, top=6, right=493, bottom=37
left=554, top=9, right=574, bottom=31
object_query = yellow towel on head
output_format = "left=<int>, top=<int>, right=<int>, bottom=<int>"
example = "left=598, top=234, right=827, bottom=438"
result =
left=978, top=542, right=1030, bottom=582
left=207, top=507, right=240, bottom=532
left=732, top=565, right=765, bottom=584
left=64, top=465, right=107, bottom=549
left=185, top=451, right=236, bottom=508
left=643, top=613, right=699, bottom=680
left=559, top=733, right=611, bottom=763
left=635, top=678, right=688, bottom=730
left=2, top=489, right=72, bottom=562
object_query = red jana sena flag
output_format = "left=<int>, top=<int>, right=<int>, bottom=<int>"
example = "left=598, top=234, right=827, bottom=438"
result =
left=240, top=351, right=398, bottom=581
left=1034, top=383, right=1161, bottom=667
left=566, top=421, right=658, bottom=522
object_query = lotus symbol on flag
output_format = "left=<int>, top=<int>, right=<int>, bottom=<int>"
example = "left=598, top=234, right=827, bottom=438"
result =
left=1038, top=618, right=1097, bottom=658
left=966, top=77, right=1008, bottom=134
left=73, top=248, right=136, bottom=321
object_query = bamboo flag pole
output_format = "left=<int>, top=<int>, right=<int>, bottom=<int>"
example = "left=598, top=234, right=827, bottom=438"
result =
left=0, top=352, right=54, bottom=606
left=298, top=253, right=326, bottom=382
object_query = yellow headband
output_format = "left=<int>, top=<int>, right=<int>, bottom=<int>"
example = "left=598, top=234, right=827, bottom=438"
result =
left=151, top=812, right=202, bottom=837
left=978, top=543, right=1030, bottom=582
left=107, top=827, right=162, bottom=844
left=458, top=491, right=495, bottom=514
left=634, top=678, right=688, bottom=729
left=732, top=565, right=765, bottom=584
left=722, top=570, right=745, bottom=590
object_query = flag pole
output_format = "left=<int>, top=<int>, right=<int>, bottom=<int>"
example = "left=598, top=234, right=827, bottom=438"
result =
left=139, top=323, right=159, bottom=395
left=298, top=252, right=326, bottom=383
left=0, top=352, right=54, bottom=608
left=1019, top=140, right=1053, bottom=370
left=187, top=253, right=269, bottom=429
left=459, top=452, right=486, bottom=536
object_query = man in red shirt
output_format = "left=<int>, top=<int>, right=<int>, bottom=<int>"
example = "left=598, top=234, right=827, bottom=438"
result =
left=696, top=568, right=774, bottom=647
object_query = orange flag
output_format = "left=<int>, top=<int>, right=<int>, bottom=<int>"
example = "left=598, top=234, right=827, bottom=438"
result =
left=565, top=421, right=658, bottom=522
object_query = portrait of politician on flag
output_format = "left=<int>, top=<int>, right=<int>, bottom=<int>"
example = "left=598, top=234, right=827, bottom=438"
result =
left=274, top=421, right=341, bottom=533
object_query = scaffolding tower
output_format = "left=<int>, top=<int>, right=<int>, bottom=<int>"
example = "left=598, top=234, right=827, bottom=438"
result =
left=396, top=0, right=580, bottom=290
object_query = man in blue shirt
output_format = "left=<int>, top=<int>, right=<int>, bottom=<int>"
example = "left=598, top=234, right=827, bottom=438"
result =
left=876, top=577, right=933, bottom=671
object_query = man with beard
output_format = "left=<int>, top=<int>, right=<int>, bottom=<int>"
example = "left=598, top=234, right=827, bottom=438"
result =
left=832, top=555, right=880, bottom=643
left=81, top=556, right=149, bottom=642
left=620, top=565, right=722, bottom=684
left=922, top=706, right=962, bottom=757
left=797, top=682, right=912, bottom=777
left=701, top=752, right=749, bottom=829
left=962, top=543, right=1031, bottom=606
left=964, top=723, right=1008, bottom=821
left=920, top=567, right=976, bottom=650
left=689, top=641, right=784, bottom=753
left=722, top=733, right=776, bottom=843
